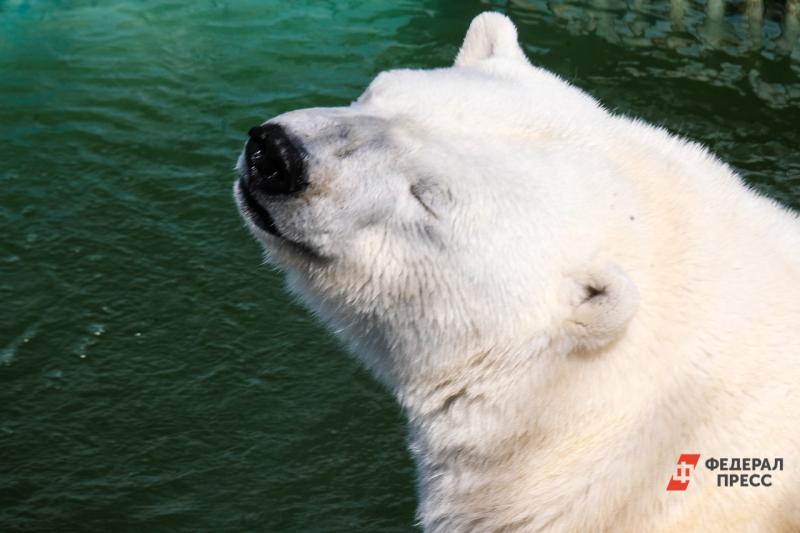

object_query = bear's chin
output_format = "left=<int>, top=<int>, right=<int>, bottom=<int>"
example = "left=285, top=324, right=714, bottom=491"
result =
left=234, top=180, right=325, bottom=263
left=254, top=228, right=328, bottom=268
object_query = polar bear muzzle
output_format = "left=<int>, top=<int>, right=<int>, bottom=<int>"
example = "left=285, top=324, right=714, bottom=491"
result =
left=237, top=123, right=308, bottom=236
left=244, top=123, right=307, bottom=196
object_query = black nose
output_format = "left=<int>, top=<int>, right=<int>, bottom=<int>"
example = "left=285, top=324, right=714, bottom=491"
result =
left=244, top=124, right=307, bottom=196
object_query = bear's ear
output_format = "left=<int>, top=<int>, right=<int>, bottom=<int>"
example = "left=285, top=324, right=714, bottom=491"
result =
left=564, top=262, right=639, bottom=352
left=455, top=12, right=529, bottom=67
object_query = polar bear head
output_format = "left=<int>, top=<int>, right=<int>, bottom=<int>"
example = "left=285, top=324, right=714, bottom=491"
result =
left=234, top=13, right=639, bottom=387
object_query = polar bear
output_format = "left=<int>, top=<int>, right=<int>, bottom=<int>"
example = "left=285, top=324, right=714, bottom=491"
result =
left=234, top=12, right=800, bottom=532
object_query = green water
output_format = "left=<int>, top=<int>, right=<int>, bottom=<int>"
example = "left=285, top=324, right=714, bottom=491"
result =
left=1, top=0, right=798, bottom=530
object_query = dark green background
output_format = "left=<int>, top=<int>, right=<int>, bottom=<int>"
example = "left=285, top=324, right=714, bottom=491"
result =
left=1, top=0, right=798, bottom=530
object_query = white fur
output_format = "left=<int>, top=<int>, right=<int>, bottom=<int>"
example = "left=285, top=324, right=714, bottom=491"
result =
left=235, top=12, right=800, bottom=532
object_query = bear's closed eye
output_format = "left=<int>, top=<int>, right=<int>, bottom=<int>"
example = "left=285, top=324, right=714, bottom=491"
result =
left=410, top=183, right=439, bottom=219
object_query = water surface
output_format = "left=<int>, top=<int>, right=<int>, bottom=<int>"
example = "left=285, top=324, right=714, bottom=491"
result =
left=1, top=0, right=798, bottom=530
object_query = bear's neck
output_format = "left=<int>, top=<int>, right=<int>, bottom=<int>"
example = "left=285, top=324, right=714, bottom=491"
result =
left=394, top=346, right=562, bottom=525
left=390, top=342, right=658, bottom=531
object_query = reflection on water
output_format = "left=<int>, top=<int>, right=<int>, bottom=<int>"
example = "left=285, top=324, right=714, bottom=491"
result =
left=507, top=0, right=800, bottom=108
left=511, top=0, right=800, bottom=54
